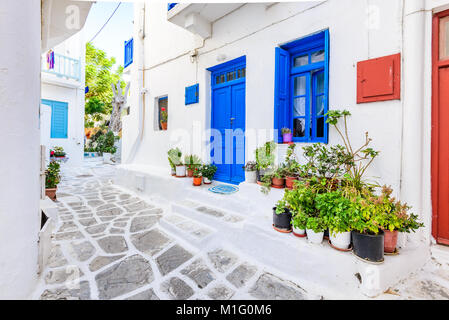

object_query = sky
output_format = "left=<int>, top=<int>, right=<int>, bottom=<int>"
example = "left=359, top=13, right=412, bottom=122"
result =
left=83, top=1, right=134, bottom=70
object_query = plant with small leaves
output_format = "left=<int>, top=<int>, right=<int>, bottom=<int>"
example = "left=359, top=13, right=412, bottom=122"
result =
left=306, top=216, right=327, bottom=233
left=200, top=164, right=217, bottom=180
left=255, top=141, right=276, bottom=171
left=291, top=212, right=308, bottom=230
left=46, top=160, right=61, bottom=189
left=326, top=109, right=380, bottom=190
left=281, top=127, right=291, bottom=134
left=243, top=161, right=257, bottom=172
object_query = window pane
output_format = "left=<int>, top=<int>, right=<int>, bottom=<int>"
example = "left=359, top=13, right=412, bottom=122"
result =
left=294, top=54, right=308, bottom=67
left=293, top=118, right=306, bottom=137
left=316, top=72, right=324, bottom=94
left=216, top=74, right=225, bottom=84
left=311, top=49, right=325, bottom=63
left=316, top=95, right=325, bottom=116
left=293, top=97, right=306, bottom=117
left=158, top=98, right=168, bottom=131
left=316, top=117, right=324, bottom=138
left=440, top=17, right=449, bottom=60
left=294, top=76, right=306, bottom=96
left=237, top=68, right=246, bottom=78
left=227, top=71, right=236, bottom=81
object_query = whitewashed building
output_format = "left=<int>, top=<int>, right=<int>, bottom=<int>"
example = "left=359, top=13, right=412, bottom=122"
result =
left=41, top=32, right=87, bottom=166
left=118, top=1, right=449, bottom=297
left=0, top=0, right=93, bottom=299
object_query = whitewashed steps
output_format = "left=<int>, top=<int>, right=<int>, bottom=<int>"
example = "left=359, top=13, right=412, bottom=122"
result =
left=158, top=213, right=215, bottom=247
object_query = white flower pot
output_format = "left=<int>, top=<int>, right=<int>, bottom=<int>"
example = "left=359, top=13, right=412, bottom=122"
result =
left=306, top=229, right=324, bottom=244
left=203, top=177, right=212, bottom=184
left=176, top=165, right=186, bottom=177
left=293, top=227, right=306, bottom=235
left=103, top=153, right=112, bottom=164
left=245, top=170, right=257, bottom=183
left=329, top=231, right=351, bottom=249
left=170, top=168, right=176, bottom=175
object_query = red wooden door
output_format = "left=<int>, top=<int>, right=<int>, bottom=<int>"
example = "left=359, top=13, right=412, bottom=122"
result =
left=432, top=10, right=449, bottom=245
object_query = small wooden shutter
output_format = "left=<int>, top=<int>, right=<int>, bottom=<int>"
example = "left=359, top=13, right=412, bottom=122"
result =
left=51, top=102, right=68, bottom=139
left=185, top=84, right=199, bottom=105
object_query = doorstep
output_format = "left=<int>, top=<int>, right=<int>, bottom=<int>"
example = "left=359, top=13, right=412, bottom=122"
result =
left=431, top=244, right=449, bottom=265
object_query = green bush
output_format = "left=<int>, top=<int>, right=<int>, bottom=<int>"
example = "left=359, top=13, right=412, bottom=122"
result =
left=46, top=161, right=61, bottom=189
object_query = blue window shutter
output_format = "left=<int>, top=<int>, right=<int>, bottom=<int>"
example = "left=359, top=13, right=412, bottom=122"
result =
left=274, top=47, right=290, bottom=143
left=185, top=84, right=199, bottom=105
left=51, top=102, right=68, bottom=139
left=323, top=29, right=330, bottom=143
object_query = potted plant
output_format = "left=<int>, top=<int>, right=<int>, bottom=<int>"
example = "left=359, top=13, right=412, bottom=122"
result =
left=255, top=141, right=276, bottom=183
left=51, top=146, right=66, bottom=158
left=167, top=148, right=181, bottom=176
left=273, top=199, right=292, bottom=233
left=350, top=189, right=385, bottom=263
left=375, top=186, right=424, bottom=253
left=201, top=164, right=217, bottom=184
left=306, top=216, right=327, bottom=244
left=272, top=166, right=286, bottom=188
left=192, top=167, right=202, bottom=186
left=284, top=144, right=301, bottom=190
left=185, top=154, right=202, bottom=177
left=281, top=128, right=293, bottom=144
left=315, top=190, right=353, bottom=250
left=97, top=131, right=118, bottom=164
left=243, top=161, right=257, bottom=183
left=160, top=107, right=168, bottom=130
left=45, top=160, right=61, bottom=201
left=291, top=212, right=308, bottom=237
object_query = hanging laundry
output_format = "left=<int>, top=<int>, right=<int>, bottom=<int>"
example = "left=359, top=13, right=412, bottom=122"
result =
left=46, top=50, right=54, bottom=70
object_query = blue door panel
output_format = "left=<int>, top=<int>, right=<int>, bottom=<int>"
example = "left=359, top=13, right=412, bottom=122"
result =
left=210, top=57, right=246, bottom=185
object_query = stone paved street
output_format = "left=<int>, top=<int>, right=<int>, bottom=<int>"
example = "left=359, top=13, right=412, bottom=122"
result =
left=33, top=159, right=449, bottom=300
left=34, top=159, right=314, bottom=300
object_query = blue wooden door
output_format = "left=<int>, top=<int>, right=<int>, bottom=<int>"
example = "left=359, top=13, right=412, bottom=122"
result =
left=209, top=56, right=246, bottom=184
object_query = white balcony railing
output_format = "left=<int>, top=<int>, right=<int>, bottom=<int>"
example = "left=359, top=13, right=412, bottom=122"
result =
left=42, top=53, right=81, bottom=82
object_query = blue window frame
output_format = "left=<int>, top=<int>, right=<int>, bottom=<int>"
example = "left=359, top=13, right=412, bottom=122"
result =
left=41, top=99, right=68, bottom=139
left=274, top=30, right=329, bottom=143
left=185, top=84, right=199, bottom=105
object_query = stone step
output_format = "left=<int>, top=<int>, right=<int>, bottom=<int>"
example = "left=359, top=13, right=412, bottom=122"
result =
left=158, top=213, right=216, bottom=248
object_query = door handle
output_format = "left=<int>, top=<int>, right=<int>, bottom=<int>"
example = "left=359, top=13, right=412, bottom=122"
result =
left=230, top=117, right=235, bottom=124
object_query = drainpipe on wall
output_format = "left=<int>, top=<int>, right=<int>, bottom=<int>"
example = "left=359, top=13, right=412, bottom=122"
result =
left=400, top=0, right=428, bottom=246
left=125, top=3, right=146, bottom=163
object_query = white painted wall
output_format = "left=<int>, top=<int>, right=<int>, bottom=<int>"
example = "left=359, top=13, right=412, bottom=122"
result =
left=41, top=32, right=86, bottom=166
left=121, top=0, right=449, bottom=246
left=0, top=0, right=41, bottom=299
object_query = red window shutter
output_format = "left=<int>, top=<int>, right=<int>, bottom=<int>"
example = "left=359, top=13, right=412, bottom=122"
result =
left=357, top=53, right=401, bottom=103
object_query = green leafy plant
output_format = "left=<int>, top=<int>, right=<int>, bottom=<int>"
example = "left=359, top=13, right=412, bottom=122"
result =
left=326, top=110, right=380, bottom=190
left=184, top=154, right=202, bottom=170
left=160, top=107, right=168, bottom=124
left=292, top=212, right=308, bottom=230
left=51, top=146, right=66, bottom=157
left=281, top=127, right=291, bottom=134
left=200, top=164, right=217, bottom=180
left=96, top=131, right=119, bottom=154
left=306, top=217, right=327, bottom=233
left=45, top=161, right=61, bottom=189
left=283, top=181, right=319, bottom=217
left=243, top=161, right=257, bottom=172
left=255, top=141, right=276, bottom=171
left=371, top=186, right=424, bottom=233
left=315, top=190, right=354, bottom=234
left=192, top=166, right=202, bottom=178
left=275, top=199, right=288, bottom=214
left=168, top=148, right=182, bottom=169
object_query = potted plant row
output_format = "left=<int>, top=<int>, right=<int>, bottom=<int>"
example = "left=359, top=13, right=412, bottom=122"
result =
left=270, top=109, right=424, bottom=263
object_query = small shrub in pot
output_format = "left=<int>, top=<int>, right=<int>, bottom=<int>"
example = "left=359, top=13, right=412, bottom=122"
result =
left=243, top=161, right=257, bottom=183
left=306, top=217, right=327, bottom=244
left=273, top=199, right=292, bottom=232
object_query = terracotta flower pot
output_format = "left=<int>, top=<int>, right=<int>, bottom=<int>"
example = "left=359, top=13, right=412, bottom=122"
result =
left=193, top=177, right=202, bottom=186
left=161, top=122, right=167, bottom=130
left=383, top=230, right=398, bottom=253
left=187, top=169, right=194, bottom=177
left=285, top=176, right=298, bottom=190
left=271, top=177, right=285, bottom=188
left=45, top=188, right=57, bottom=201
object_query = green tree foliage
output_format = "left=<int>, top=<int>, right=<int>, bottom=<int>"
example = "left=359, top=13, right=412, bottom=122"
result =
left=85, top=42, right=125, bottom=128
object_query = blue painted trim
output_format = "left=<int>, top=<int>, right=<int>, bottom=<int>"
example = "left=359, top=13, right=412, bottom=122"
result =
left=207, top=56, right=246, bottom=73
left=168, top=3, right=177, bottom=11
left=185, top=84, right=199, bottom=105
left=124, top=38, right=134, bottom=68
left=42, top=53, right=81, bottom=81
